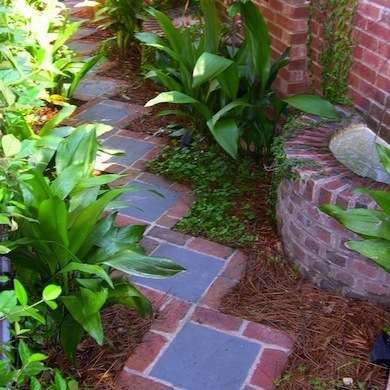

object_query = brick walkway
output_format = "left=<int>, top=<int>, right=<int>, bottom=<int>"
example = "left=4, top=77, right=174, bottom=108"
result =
left=66, top=8, right=294, bottom=389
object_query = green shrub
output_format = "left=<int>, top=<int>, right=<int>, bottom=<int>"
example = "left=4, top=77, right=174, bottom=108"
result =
left=94, top=0, right=144, bottom=54
left=137, top=0, right=339, bottom=159
left=0, top=127, right=184, bottom=362
left=321, top=144, right=390, bottom=271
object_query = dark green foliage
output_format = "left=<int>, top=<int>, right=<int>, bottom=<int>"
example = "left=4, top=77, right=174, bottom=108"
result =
left=149, top=139, right=263, bottom=246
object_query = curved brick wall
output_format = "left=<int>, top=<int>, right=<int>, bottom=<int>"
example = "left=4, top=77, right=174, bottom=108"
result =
left=276, top=113, right=390, bottom=305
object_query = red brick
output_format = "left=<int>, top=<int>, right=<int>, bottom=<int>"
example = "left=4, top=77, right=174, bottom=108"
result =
left=201, top=277, right=237, bottom=309
left=125, top=332, right=168, bottom=373
left=166, top=200, right=190, bottom=218
left=116, top=214, right=147, bottom=226
left=116, top=371, right=173, bottom=389
left=250, top=349, right=289, bottom=389
left=192, top=306, right=242, bottom=331
left=148, top=226, right=190, bottom=245
left=136, top=285, right=168, bottom=310
left=140, top=237, right=160, bottom=255
left=104, top=164, right=126, bottom=174
left=352, top=259, right=379, bottom=279
left=244, top=322, right=294, bottom=351
left=152, top=298, right=191, bottom=333
left=156, top=214, right=179, bottom=228
left=142, top=147, right=162, bottom=161
left=187, top=237, right=233, bottom=259
left=117, top=129, right=148, bottom=140
left=221, top=251, right=247, bottom=280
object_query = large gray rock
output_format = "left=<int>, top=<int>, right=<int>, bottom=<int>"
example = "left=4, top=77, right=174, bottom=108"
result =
left=329, top=123, right=390, bottom=184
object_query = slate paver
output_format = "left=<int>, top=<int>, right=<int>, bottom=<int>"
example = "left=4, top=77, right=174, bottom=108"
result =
left=74, top=99, right=145, bottom=127
left=74, top=78, right=125, bottom=101
left=151, top=322, right=261, bottom=390
left=96, top=135, right=154, bottom=171
left=72, top=27, right=98, bottom=41
left=119, top=181, right=179, bottom=223
left=134, top=244, right=224, bottom=302
left=68, top=40, right=99, bottom=56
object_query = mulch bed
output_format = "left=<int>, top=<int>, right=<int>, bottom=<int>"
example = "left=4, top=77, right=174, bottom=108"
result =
left=47, top=305, right=154, bottom=389
left=220, top=179, right=390, bottom=389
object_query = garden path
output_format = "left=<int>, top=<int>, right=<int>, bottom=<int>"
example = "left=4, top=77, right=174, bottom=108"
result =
left=65, top=7, right=294, bottom=390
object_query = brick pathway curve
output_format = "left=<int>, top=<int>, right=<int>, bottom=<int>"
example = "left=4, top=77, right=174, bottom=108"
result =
left=65, top=7, right=294, bottom=389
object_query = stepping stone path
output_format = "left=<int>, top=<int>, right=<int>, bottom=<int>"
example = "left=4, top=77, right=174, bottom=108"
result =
left=66, top=7, right=294, bottom=389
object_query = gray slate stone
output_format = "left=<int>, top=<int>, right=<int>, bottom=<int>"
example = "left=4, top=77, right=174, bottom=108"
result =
left=133, top=244, right=224, bottom=301
left=119, top=180, right=179, bottom=222
left=151, top=322, right=261, bottom=390
left=68, top=40, right=99, bottom=56
left=74, top=78, right=125, bottom=101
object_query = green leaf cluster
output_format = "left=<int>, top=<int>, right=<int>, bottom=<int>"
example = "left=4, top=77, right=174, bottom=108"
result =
left=321, top=144, right=390, bottom=272
left=137, top=0, right=339, bottom=159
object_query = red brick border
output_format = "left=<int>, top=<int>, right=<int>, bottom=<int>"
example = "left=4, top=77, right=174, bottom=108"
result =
left=277, top=112, right=390, bottom=304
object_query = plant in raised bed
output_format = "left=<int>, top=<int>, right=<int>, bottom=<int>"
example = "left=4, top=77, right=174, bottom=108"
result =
left=138, top=0, right=338, bottom=159
left=0, top=128, right=185, bottom=362
left=321, top=144, right=390, bottom=271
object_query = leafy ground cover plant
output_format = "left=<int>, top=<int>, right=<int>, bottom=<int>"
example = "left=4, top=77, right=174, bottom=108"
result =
left=149, top=136, right=262, bottom=246
left=0, top=128, right=185, bottom=362
left=321, top=144, right=390, bottom=271
left=138, top=0, right=338, bottom=159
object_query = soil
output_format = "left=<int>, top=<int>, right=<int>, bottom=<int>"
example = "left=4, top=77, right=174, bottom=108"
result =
left=47, top=305, right=154, bottom=389
left=220, top=179, right=390, bottom=389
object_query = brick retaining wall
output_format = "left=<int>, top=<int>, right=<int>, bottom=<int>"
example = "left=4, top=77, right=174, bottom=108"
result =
left=276, top=112, right=390, bottom=305
left=254, top=0, right=389, bottom=137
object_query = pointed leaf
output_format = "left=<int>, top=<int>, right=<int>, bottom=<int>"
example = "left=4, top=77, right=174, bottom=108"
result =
left=283, top=95, right=339, bottom=120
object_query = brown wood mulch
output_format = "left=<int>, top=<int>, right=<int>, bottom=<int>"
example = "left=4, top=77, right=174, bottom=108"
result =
left=220, top=179, right=390, bottom=389
left=47, top=306, right=154, bottom=389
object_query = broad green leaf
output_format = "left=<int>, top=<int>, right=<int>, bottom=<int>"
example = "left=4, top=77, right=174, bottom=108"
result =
left=377, top=143, right=390, bottom=175
left=0, top=245, right=10, bottom=254
left=240, top=1, right=271, bottom=92
left=50, top=164, right=84, bottom=199
left=283, top=95, right=339, bottom=120
left=145, top=91, right=199, bottom=107
left=28, top=353, right=47, bottom=363
left=54, top=369, right=68, bottom=390
left=13, top=279, right=28, bottom=305
left=60, top=262, right=113, bottom=288
left=40, top=105, right=76, bottom=136
left=103, top=249, right=185, bottom=278
left=200, top=0, right=222, bottom=53
left=60, top=315, right=84, bottom=362
left=18, top=340, right=31, bottom=366
left=38, top=197, right=69, bottom=247
left=61, top=288, right=107, bottom=345
left=356, top=188, right=390, bottom=214
left=1, top=134, right=21, bottom=157
left=42, top=285, right=62, bottom=301
left=69, top=188, right=126, bottom=254
left=320, top=204, right=390, bottom=240
left=107, top=280, right=152, bottom=316
left=192, top=53, right=234, bottom=88
left=217, top=62, right=239, bottom=99
left=346, top=239, right=390, bottom=272
left=207, top=118, right=240, bottom=159
left=209, top=101, right=250, bottom=128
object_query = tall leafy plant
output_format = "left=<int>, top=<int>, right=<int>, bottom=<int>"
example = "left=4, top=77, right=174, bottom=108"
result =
left=138, top=0, right=338, bottom=158
left=321, top=144, right=390, bottom=271
left=93, top=0, right=144, bottom=54
left=1, top=128, right=185, bottom=360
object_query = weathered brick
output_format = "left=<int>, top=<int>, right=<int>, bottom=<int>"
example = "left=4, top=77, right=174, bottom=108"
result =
left=116, top=372, right=173, bottom=390
left=250, top=349, right=289, bottom=389
left=243, top=322, right=294, bottom=351
left=148, top=227, right=190, bottom=245
left=187, top=237, right=234, bottom=259
left=125, top=332, right=168, bottom=372
left=201, top=277, right=237, bottom=309
left=152, top=298, right=191, bottom=333
left=221, top=251, right=247, bottom=281
left=191, top=306, right=242, bottom=331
